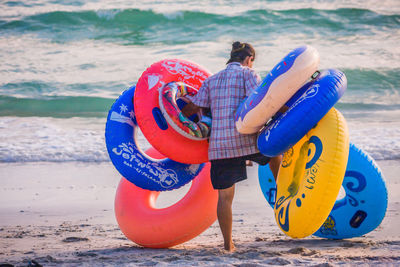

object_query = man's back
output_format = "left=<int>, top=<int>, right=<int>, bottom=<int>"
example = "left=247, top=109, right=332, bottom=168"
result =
left=192, top=62, right=261, bottom=160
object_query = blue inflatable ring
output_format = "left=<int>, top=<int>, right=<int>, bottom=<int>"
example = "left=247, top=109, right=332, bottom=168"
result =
left=258, top=143, right=388, bottom=239
left=105, top=86, right=204, bottom=191
left=235, top=45, right=319, bottom=134
left=257, top=69, right=347, bottom=157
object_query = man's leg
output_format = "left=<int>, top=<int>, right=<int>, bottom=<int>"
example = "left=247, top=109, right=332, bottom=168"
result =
left=217, top=185, right=236, bottom=252
left=269, top=155, right=282, bottom=180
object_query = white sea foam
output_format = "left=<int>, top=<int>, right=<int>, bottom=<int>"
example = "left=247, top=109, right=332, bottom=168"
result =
left=95, top=9, right=121, bottom=20
left=0, top=116, right=398, bottom=163
left=0, top=116, right=150, bottom=162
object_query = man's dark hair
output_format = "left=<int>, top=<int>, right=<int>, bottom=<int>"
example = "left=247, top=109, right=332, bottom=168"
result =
left=227, top=41, right=256, bottom=64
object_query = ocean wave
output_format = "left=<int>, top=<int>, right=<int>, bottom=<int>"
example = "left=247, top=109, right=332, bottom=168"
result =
left=0, top=95, right=114, bottom=118
left=2, top=0, right=400, bottom=19
left=0, top=67, right=398, bottom=118
left=1, top=8, right=398, bottom=44
left=337, top=68, right=400, bottom=107
left=1, top=93, right=397, bottom=119
left=0, top=81, right=127, bottom=99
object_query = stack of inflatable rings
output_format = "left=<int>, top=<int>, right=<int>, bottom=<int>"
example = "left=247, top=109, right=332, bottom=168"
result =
left=234, top=45, right=387, bottom=238
left=105, top=59, right=218, bottom=248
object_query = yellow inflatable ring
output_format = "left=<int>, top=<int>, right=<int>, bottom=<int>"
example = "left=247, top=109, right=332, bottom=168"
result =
left=274, top=108, right=349, bottom=238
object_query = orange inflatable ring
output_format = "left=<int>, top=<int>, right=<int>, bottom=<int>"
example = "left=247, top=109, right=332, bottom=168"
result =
left=114, top=148, right=218, bottom=248
left=134, top=59, right=211, bottom=164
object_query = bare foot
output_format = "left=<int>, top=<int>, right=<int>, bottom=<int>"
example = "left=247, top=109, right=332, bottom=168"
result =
left=224, top=241, right=236, bottom=252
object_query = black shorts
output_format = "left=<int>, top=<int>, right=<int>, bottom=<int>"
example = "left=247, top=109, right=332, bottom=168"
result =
left=210, top=153, right=271, bottom=190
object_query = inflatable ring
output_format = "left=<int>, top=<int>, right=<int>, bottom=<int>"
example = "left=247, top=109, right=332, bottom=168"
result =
left=274, top=108, right=349, bottom=238
left=135, top=59, right=212, bottom=164
left=159, top=81, right=211, bottom=139
left=115, top=147, right=218, bottom=248
left=235, top=45, right=320, bottom=134
left=259, top=143, right=388, bottom=239
left=257, top=69, right=347, bottom=157
left=315, top=143, right=388, bottom=238
left=105, top=86, right=203, bottom=191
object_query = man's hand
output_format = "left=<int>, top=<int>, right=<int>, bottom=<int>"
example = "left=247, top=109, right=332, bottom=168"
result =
left=181, top=102, right=202, bottom=118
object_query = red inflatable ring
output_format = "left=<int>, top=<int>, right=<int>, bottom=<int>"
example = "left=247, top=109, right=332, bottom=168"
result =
left=114, top=148, right=218, bottom=248
left=134, top=59, right=211, bottom=164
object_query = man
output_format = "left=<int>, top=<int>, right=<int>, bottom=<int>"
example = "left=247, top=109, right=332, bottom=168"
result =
left=182, top=42, right=282, bottom=252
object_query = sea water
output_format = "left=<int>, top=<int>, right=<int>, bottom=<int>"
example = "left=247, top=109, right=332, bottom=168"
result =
left=0, top=0, right=399, bottom=163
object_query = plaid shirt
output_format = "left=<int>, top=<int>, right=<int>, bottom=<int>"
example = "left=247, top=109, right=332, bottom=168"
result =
left=191, top=62, right=262, bottom=160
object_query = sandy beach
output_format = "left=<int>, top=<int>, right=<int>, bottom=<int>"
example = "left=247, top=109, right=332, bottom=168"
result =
left=1, top=0, right=399, bottom=266
left=1, top=160, right=399, bottom=266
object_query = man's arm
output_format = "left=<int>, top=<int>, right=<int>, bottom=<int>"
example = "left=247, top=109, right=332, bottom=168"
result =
left=278, top=105, right=289, bottom=114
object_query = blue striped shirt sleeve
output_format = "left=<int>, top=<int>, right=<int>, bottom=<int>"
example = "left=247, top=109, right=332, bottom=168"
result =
left=244, top=68, right=261, bottom=96
left=191, top=78, right=210, bottom=108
